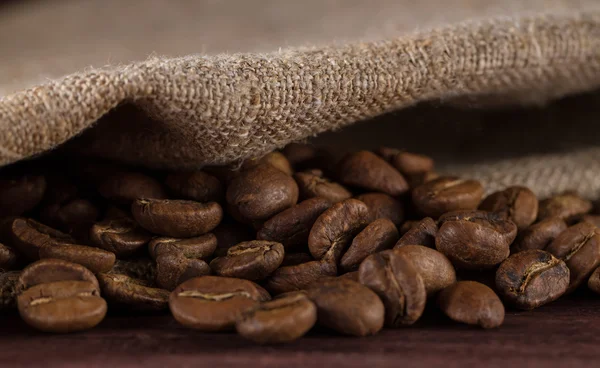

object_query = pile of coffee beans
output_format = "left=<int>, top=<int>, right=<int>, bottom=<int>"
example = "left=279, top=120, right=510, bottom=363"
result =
left=1, top=144, right=600, bottom=343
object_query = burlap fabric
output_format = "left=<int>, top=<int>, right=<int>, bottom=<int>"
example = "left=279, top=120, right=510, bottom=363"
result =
left=1, top=0, right=600, bottom=197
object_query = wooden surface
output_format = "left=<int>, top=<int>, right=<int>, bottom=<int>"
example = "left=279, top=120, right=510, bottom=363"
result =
left=1, top=295, right=600, bottom=368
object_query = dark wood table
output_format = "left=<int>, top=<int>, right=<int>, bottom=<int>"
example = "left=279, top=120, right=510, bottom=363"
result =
left=1, top=296, right=599, bottom=367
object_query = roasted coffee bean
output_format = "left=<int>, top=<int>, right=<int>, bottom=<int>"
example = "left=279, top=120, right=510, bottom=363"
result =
left=18, top=258, right=99, bottom=291
left=338, top=271, right=359, bottom=282
left=97, top=273, right=170, bottom=311
left=227, top=164, right=299, bottom=223
left=156, top=252, right=211, bottom=290
left=202, top=165, right=240, bottom=186
left=210, top=241, right=284, bottom=281
left=394, top=217, right=437, bottom=248
left=280, top=253, right=313, bottom=267
left=399, top=220, right=419, bottom=235
left=0, top=271, right=20, bottom=310
left=0, top=243, right=19, bottom=270
left=98, top=171, right=166, bottom=204
left=338, top=151, right=408, bottom=196
left=355, top=193, right=404, bottom=226
left=132, top=199, right=223, bottom=238
left=39, top=198, right=99, bottom=233
left=538, top=192, right=592, bottom=222
left=266, top=260, right=337, bottom=295
left=393, top=245, right=456, bottom=297
left=41, top=175, right=78, bottom=206
left=437, top=281, right=504, bottom=329
left=257, top=198, right=332, bottom=252
left=169, top=276, right=267, bottom=331
left=545, top=222, right=600, bottom=292
left=513, top=217, right=567, bottom=252
left=391, top=151, right=434, bottom=177
left=579, top=214, right=600, bottom=228
left=412, top=177, right=484, bottom=218
left=294, top=171, right=352, bottom=203
left=340, top=219, right=399, bottom=272
left=479, top=186, right=538, bottom=231
left=148, top=234, right=217, bottom=260
left=18, top=280, right=106, bottom=333
left=358, top=250, right=426, bottom=326
left=10, top=218, right=74, bottom=260
left=282, top=143, right=318, bottom=166
left=39, top=244, right=115, bottom=274
left=212, top=223, right=254, bottom=257
left=0, top=175, right=46, bottom=216
left=110, top=258, right=156, bottom=282
left=407, top=171, right=440, bottom=188
left=495, top=250, right=569, bottom=309
left=165, top=171, right=224, bottom=203
left=436, top=211, right=517, bottom=269
left=306, top=277, right=384, bottom=336
left=90, top=217, right=152, bottom=257
left=308, top=199, right=369, bottom=261
left=588, top=266, right=600, bottom=294
left=242, top=152, right=294, bottom=176
left=236, top=292, right=317, bottom=344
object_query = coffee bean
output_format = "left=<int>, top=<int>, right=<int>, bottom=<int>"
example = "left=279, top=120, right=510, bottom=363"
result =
left=0, top=271, right=20, bottom=310
left=340, top=219, right=399, bottom=272
left=355, top=193, right=404, bottom=226
left=169, top=276, right=267, bottom=331
left=437, top=281, right=504, bottom=329
left=308, top=199, right=369, bottom=262
left=265, top=259, right=337, bottom=295
left=227, top=164, right=299, bottom=223
left=202, top=165, right=240, bottom=187
left=513, top=217, right=567, bottom=252
left=358, top=250, right=426, bottom=326
left=294, top=171, right=352, bottom=203
left=39, top=244, right=116, bottom=274
left=374, top=147, right=401, bottom=162
left=131, top=199, right=223, bottom=238
left=545, top=222, right=600, bottom=292
left=236, top=292, right=317, bottom=344
left=17, top=280, right=106, bottom=333
left=579, top=214, right=600, bottom=228
left=306, top=277, right=384, bottom=336
left=257, top=197, right=332, bottom=252
left=412, top=177, right=484, bottom=218
left=538, top=192, right=592, bottom=222
left=210, top=241, right=284, bottom=281
left=18, top=258, right=99, bottom=291
left=97, top=273, right=170, bottom=311
left=242, top=152, right=294, bottom=176
left=282, top=143, right=318, bottom=166
left=338, top=271, right=359, bottom=282
left=399, top=220, right=419, bottom=235
left=479, top=186, right=538, bottom=231
left=10, top=218, right=74, bottom=260
left=407, top=171, right=440, bottom=188
left=41, top=175, right=78, bottom=206
left=588, top=266, right=600, bottom=294
left=212, top=222, right=254, bottom=257
left=90, top=217, right=152, bottom=257
left=156, top=252, right=211, bottom=290
left=392, top=245, right=456, bottom=297
left=0, top=243, right=19, bottom=270
left=110, top=258, right=156, bottom=282
left=388, top=150, right=434, bottom=177
left=394, top=217, right=437, bottom=248
left=0, top=175, right=46, bottom=216
left=165, top=171, right=224, bottom=202
left=338, top=151, right=408, bottom=196
left=436, top=211, right=517, bottom=269
left=280, top=253, right=313, bottom=267
left=495, top=250, right=569, bottom=309
left=148, top=234, right=217, bottom=260
left=40, top=198, right=99, bottom=233
left=98, top=172, right=166, bottom=204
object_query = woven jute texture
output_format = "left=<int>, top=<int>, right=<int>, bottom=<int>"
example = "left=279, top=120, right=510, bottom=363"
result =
left=2, top=0, right=600, bottom=197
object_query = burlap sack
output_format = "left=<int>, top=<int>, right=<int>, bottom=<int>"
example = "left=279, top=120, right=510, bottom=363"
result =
left=1, top=0, right=600, bottom=197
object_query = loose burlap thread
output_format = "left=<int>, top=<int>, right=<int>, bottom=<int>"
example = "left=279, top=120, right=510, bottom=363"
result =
left=1, top=0, right=600, bottom=197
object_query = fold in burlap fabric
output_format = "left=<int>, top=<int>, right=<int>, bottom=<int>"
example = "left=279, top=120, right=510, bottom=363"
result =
left=1, top=0, right=600, bottom=197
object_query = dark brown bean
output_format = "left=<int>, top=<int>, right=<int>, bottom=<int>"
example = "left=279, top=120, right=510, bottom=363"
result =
left=242, top=152, right=294, bottom=176
left=265, top=260, right=337, bottom=295
left=169, top=276, right=267, bottom=331
left=588, top=266, right=600, bottom=294
left=282, top=143, right=318, bottom=166
left=308, top=199, right=369, bottom=262
left=392, top=245, right=456, bottom=297
left=148, top=234, right=217, bottom=260
left=90, top=217, right=152, bottom=257
left=0, top=243, right=19, bottom=270
left=210, top=241, right=284, bottom=281
left=513, top=217, right=567, bottom=252
left=394, top=217, right=437, bottom=248
left=412, top=177, right=484, bottom=218
left=545, top=222, right=600, bottom=292
left=236, top=292, right=317, bottom=344
left=355, top=193, right=404, bottom=227
left=0, top=175, right=46, bottom=216
left=109, top=258, right=156, bottom=282
left=340, top=219, right=399, bottom=272
left=437, top=281, right=504, bottom=329
left=0, top=271, right=20, bottom=311
left=155, top=252, right=212, bottom=291
left=257, top=198, right=332, bottom=252
left=98, top=172, right=166, bottom=204
left=495, top=250, right=569, bottom=309
left=391, top=151, right=434, bottom=176
left=358, top=250, right=426, bottom=326
left=165, top=171, right=224, bottom=203
left=538, top=192, right=592, bottom=222
left=97, top=273, right=170, bottom=311
left=306, top=277, right=384, bottom=336
left=294, top=171, right=352, bottom=203
left=39, top=199, right=99, bottom=233
left=399, top=220, right=419, bottom=235
left=338, top=271, right=359, bottom=282
left=212, top=223, right=254, bottom=257
left=338, top=151, right=408, bottom=196
left=39, top=244, right=115, bottom=274
left=280, top=253, right=314, bottom=267
left=18, top=258, right=99, bottom=291
left=579, top=214, right=600, bottom=228
left=10, top=218, right=74, bottom=260
left=479, top=186, right=538, bottom=231
left=436, top=211, right=517, bottom=270
left=41, top=175, right=77, bottom=206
